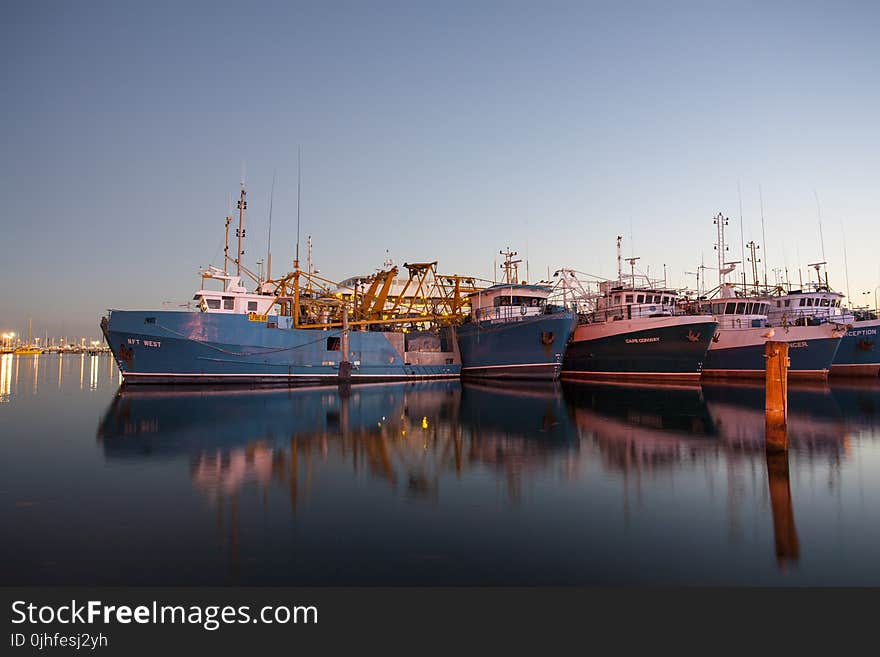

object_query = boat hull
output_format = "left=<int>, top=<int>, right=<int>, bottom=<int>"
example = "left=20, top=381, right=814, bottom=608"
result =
left=831, top=319, right=880, bottom=377
left=457, top=313, right=574, bottom=380
left=562, top=316, right=717, bottom=382
left=703, top=324, right=842, bottom=380
left=103, top=310, right=460, bottom=385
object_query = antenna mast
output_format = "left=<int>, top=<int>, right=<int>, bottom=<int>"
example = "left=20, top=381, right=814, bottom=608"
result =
left=759, top=184, right=768, bottom=289
left=737, top=182, right=746, bottom=292
left=295, top=147, right=301, bottom=271
left=746, top=240, right=761, bottom=293
left=842, top=222, right=851, bottom=305
left=625, top=256, right=640, bottom=289
left=499, top=248, right=521, bottom=285
left=236, top=179, right=247, bottom=277
left=814, top=189, right=827, bottom=264
left=713, top=212, right=730, bottom=286
left=616, top=235, right=623, bottom=283
left=267, top=169, right=275, bottom=282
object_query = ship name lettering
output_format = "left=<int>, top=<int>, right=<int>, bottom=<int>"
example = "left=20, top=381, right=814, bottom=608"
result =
left=143, top=340, right=162, bottom=348
left=625, top=336, right=661, bottom=344
left=847, top=329, right=877, bottom=337
left=127, top=338, right=140, bottom=345
left=788, top=341, right=808, bottom=348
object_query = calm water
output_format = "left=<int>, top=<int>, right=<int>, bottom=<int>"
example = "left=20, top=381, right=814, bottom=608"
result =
left=2, top=352, right=879, bottom=586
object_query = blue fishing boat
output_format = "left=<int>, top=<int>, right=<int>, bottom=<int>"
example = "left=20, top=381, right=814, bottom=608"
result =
left=456, top=249, right=575, bottom=380
left=832, top=315, right=879, bottom=377
left=102, top=183, right=471, bottom=385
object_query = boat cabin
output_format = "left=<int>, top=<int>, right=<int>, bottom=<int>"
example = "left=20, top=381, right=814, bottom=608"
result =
left=589, top=281, right=680, bottom=322
left=765, top=290, right=850, bottom=326
left=699, top=298, right=771, bottom=329
left=192, top=267, right=277, bottom=316
left=469, top=284, right=552, bottom=323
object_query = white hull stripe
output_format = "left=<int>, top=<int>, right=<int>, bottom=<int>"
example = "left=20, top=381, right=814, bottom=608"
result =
left=123, top=372, right=458, bottom=379
left=702, top=369, right=828, bottom=376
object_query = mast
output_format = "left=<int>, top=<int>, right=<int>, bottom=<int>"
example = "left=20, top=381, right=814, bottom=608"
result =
left=746, top=240, right=761, bottom=293
left=714, top=212, right=729, bottom=286
left=267, top=169, right=275, bottom=282
left=625, top=256, right=640, bottom=289
left=737, top=182, right=746, bottom=293
left=841, top=221, right=851, bottom=305
left=759, top=184, right=768, bottom=289
left=223, top=214, right=231, bottom=278
left=616, top=235, right=623, bottom=284
left=499, top=247, right=521, bottom=287
left=814, top=189, right=827, bottom=264
left=236, top=180, right=247, bottom=277
left=294, top=147, right=301, bottom=271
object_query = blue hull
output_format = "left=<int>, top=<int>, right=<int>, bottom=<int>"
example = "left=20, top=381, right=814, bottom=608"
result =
left=704, top=337, right=841, bottom=379
left=562, top=320, right=717, bottom=381
left=104, top=310, right=460, bottom=384
left=456, top=313, right=575, bottom=380
left=831, top=320, right=880, bottom=377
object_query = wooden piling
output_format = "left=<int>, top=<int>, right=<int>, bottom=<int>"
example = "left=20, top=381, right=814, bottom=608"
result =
left=765, top=340, right=789, bottom=452
left=338, top=306, right=352, bottom=384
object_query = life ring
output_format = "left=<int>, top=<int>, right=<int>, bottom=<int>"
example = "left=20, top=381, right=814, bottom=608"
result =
left=199, top=297, right=208, bottom=313
left=520, top=304, right=527, bottom=316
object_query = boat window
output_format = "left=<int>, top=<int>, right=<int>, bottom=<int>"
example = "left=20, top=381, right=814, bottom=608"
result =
left=326, top=337, right=341, bottom=351
left=785, top=300, right=791, bottom=307
left=193, top=294, right=202, bottom=301
left=206, top=298, right=221, bottom=310
left=746, top=303, right=754, bottom=314
left=625, top=295, right=634, bottom=303
left=636, top=294, right=644, bottom=303
left=799, top=298, right=806, bottom=307
left=820, top=298, right=830, bottom=307
left=726, top=302, right=735, bottom=314
left=248, top=301, right=258, bottom=312
left=807, top=298, right=814, bottom=306
left=776, top=301, right=781, bottom=307
left=735, top=302, right=745, bottom=314
left=613, top=295, right=620, bottom=304
left=222, top=296, right=234, bottom=310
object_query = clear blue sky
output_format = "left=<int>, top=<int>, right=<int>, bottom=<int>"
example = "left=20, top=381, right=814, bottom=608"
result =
left=2, top=0, right=879, bottom=339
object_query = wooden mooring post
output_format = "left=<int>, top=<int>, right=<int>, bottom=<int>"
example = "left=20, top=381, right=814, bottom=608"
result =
left=338, top=306, right=352, bottom=385
left=765, top=340, right=789, bottom=452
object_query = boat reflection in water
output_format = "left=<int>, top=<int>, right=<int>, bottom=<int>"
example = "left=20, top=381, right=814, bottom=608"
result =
left=98, top=382, right=465, bottom=505
left=94, top=376, right=880, bottom=583
left=562, top=379, right=880, bottom=573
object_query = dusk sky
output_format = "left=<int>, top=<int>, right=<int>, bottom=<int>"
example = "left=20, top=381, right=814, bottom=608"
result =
left=2, top=1, right=879, bottom=340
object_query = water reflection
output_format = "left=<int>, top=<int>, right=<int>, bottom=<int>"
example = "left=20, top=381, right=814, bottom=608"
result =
left=92, top=377, right=880, bottom=580
left=0, top=353, right=12, bottom=402
left=98, top=382, right=466, bottom=504
left=4, top=353, right=879, bottom=584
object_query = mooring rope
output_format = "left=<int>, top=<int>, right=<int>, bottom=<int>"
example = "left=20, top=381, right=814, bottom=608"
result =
left=155, top=322, right=343, bottom=358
